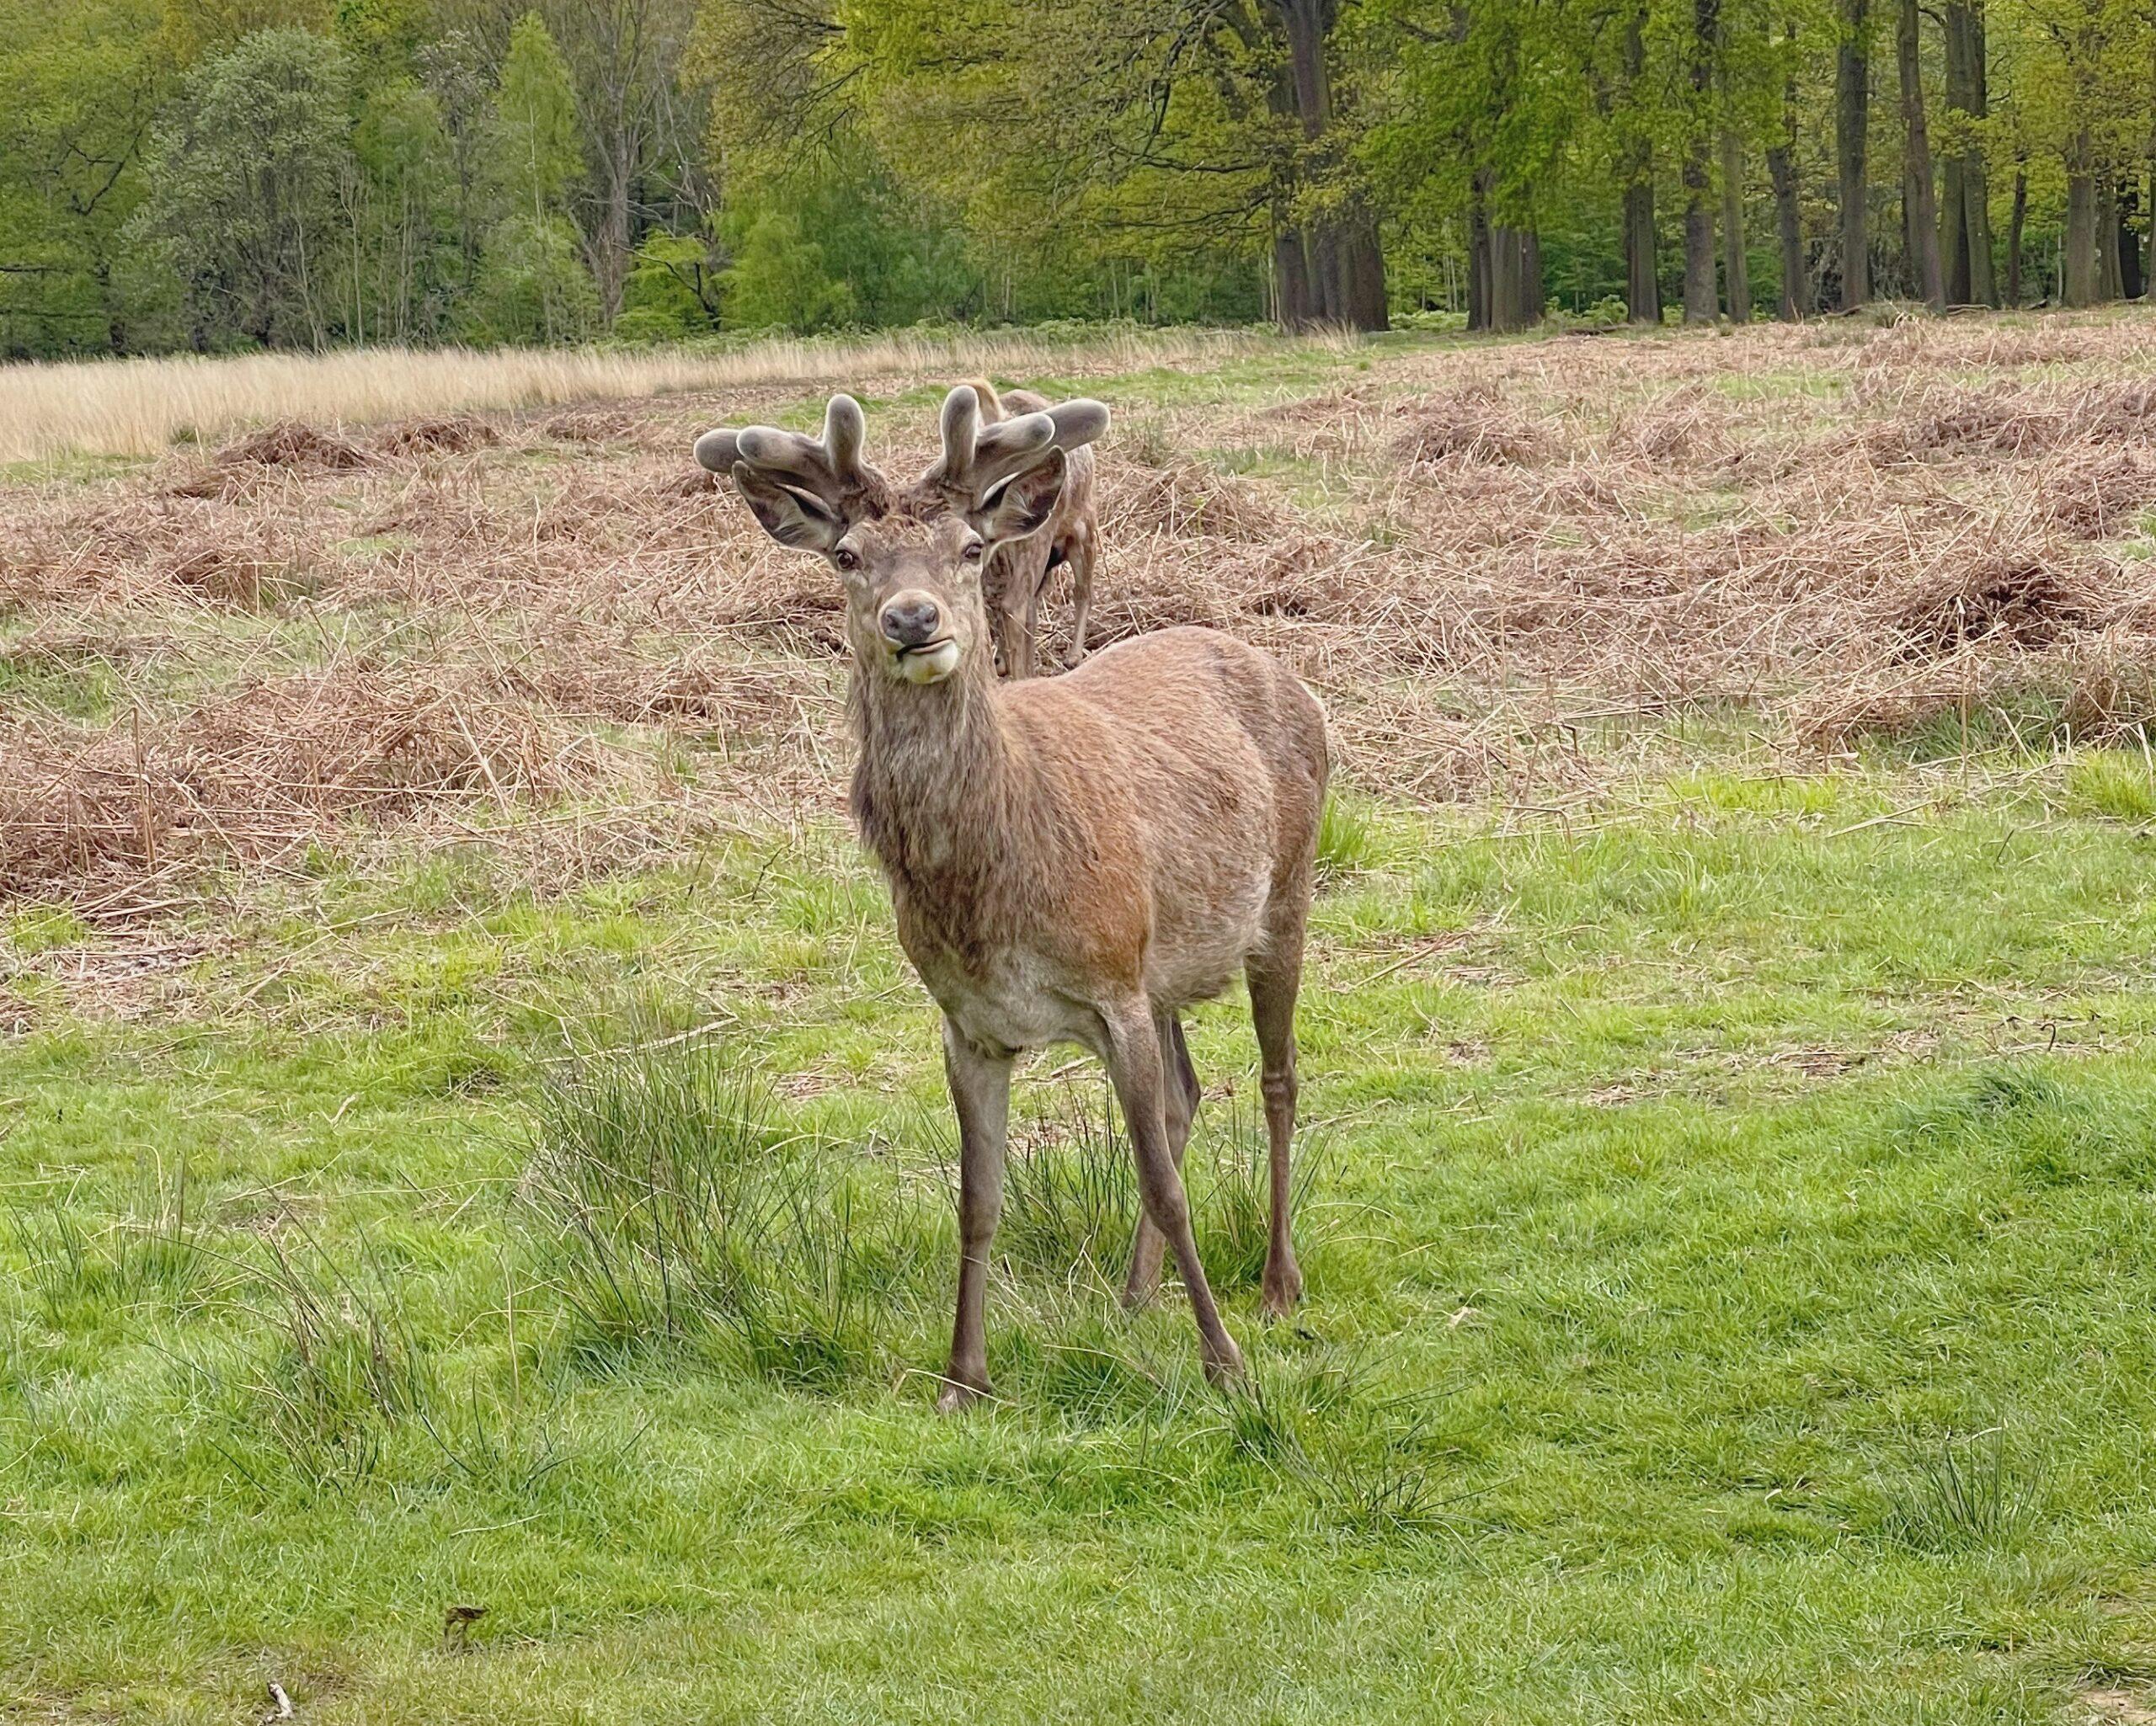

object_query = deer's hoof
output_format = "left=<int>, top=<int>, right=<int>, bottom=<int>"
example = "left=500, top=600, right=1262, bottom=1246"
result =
left=1201, top=1339, right=1247, bottom=1388
left=1259, top=1265, right=1305, bottom=1322
left=937, top=1377, right=990, bottom=1414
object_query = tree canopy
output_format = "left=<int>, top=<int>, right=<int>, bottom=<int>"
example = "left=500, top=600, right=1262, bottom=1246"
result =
left=2, top=0, right=2153, bottom=355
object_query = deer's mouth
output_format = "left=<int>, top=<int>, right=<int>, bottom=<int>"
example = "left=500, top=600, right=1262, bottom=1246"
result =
left=892, top=637, right=960, bottom=685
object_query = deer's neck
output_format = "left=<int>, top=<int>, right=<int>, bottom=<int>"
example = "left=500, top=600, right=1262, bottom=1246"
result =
left=847, top=652, right=1026, bottom=956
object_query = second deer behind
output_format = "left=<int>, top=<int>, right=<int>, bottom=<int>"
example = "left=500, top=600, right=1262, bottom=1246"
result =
left=910, top=379, right=1098, bottom=680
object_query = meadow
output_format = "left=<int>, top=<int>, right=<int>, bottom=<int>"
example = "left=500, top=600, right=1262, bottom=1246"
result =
left=9, top=312, right=2156, bottom=1723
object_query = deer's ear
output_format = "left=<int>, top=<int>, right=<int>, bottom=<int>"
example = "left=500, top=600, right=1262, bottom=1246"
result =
left=976, top=448, right=1067, bottom=546
left=732, top=463, right=844, bottom=552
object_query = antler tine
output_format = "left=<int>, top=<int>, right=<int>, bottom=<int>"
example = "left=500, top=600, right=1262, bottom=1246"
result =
left=938, top=389, right=1111, bottom=498
left=696, top=392, right=888, bottom=518
left=822, top=393, right=867, bottom=479
left=692, top=426, right=743, bottom=475
left=936, top=386, right=981, bottom=482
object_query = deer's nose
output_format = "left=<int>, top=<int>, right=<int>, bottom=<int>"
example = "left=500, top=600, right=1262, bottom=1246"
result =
left=879, top=594, right=943, bottom=648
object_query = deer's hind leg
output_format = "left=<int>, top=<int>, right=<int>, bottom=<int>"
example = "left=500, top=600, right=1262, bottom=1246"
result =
left=1122, top=1009, right=1200, bottom=1308
left=1246, top=938, right=1306, bottom=1320
left=1103, top=1001, right=1241, bottom=1382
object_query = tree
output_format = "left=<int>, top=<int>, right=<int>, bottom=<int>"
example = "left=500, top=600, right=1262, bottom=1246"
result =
left=473, top=8, right=597, bottom=337
left=1836, top=0, right=1870, bottom=306
left=1274, top=0, right=1387, bottom=328
left=0, top=0, right=166, bottom=356
left=485, top=10, right=582, bottom=221
left=467, top=206, right=599, bottom=334
left=1682, top=0, right=1723, bottom=322
left=159, top=0, right=332, bottom=59
left=1721, top=120, right=1752, bottom=317
left=1938, top=0, right=1997, bottom=303
left=350, top=75, right=457, bottom=338
left=416, top=29, right=493, bottom=283
left=1897, top=0, right=1944, bottom=306
left=718, top=205, right=851, bottom=328
left=1764, top=17, right=1808, bottom=317
left=132, top=26, right=355, bottom=348
left=1616, top=6, right=1662, bottom=322
left=541, top=0, right=701, bottom=320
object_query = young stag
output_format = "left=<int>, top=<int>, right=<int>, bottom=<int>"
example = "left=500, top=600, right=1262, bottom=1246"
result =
left=693, top=390, right=1328, bottom=1404
left=921, top=380, right=1098, bottom=680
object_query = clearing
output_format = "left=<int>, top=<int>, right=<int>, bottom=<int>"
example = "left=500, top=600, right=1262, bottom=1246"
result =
left=9, top=313, right=2156, bottom=1723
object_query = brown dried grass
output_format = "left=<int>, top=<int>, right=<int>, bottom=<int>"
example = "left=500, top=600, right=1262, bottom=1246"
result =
left=376, top=414, right=500, bottom=456
left=1795, top=630, right=2156, bottom=748
left=217, top=421, right=371, bottom=470
left=0, top=664, right=644, bottom=895
left=14, top=309, right=2156, bottom=907
left=1390, top=386, right=1546, bottom=467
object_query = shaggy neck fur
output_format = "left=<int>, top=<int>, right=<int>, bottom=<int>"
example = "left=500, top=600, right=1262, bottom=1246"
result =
left=846, top=638, right=1024, bottom=971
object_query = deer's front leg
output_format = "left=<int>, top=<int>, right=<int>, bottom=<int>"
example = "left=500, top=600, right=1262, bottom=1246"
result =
left=941, top=1019, right=1012, bottom=1412
left=1063, top=526, right=1096, bottom=669
left=1102, top=1004, right=1245, bottom=1386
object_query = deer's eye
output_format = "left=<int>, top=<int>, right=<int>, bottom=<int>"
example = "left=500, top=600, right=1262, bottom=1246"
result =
left=961, top=539, right=984, bottom=562
left=833, top=546, right=860, bottom=572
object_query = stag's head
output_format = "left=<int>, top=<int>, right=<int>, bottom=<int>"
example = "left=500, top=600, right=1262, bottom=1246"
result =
left=695, top=386, right=1108, bottom=687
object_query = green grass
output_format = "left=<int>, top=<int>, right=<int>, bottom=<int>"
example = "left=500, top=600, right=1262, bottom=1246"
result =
left=11, top=750, right=2156, bottom=1719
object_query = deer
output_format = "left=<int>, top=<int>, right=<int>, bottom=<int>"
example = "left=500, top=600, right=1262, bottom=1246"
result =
left=693, top=387, right=1328, bottom=1406
left=928, top=379, right=1099, bottom=681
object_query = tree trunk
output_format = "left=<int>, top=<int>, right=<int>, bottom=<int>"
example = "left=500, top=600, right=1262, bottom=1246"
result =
left=1277, top=0, right=1387, bottom=330
left=1468, top=194, right=1492, bottom=332
left=1488, top=223, right=1542, bottom=331
left=2128, top=178, right=2148, bottom=300
left=1940, top=156, right=1967, bottom=301
left=1625, top=181, right=1662, bottom=322
left=2064, top=140, right=2098, bottom=306
left=2007, top=166, right=2026, bottom=303
left=1768, top=21, right=1806, bottom=317
left=1308, top=226, right=1343, bottom=322
left=1516, top=228, right=1544, bottom=328
left=1684, top=0, right=1721, bottom=322
left=1684, top=159, right=1718, bottom=321
left=1337, top=207, right=1390, bottom=329
left=2098, top=177, right=2123, bottom=301
left=1897, top=0, right=1944, bottom=307
left=1621, top=10, right=1662, bottom=323
left=1837, top=0, right=1870, bottom=307
left=1721, top=126, right=1751, bottom=317
left=1274, top=227, right=1315, bottom=328
left=1940, top=0, right=1994, bottom=304
left=1769, top=142, right=1805, bottom=316
left=597, top=138, right=632, bottom=322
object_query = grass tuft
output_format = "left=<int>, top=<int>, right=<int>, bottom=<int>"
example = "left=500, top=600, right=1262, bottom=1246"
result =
left=523, top=1040, right=940, bottom=1391
left=996, top=1083, right=1136, bottom=1288
left=2068, top=748, right=2156, bottom=821
left=1876, top=1426, right=2041, bottom=1552
left=1315, top=791, right=1382, bottom=886
left=8, top=1159, right=224, bottom=1321
left=243, top=1233, right=433, bottom=1490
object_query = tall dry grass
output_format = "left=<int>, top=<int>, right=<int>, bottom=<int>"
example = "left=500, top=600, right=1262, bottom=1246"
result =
left=0, top=326, right=1306, bottom=465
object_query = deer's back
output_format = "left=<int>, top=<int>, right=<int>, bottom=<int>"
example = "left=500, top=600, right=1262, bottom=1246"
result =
left=1001, top=626, right=1327, bottom=1004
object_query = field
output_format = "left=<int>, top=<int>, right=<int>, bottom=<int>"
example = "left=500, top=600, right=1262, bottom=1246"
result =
left=11, top=312, right=2156, bottom=1723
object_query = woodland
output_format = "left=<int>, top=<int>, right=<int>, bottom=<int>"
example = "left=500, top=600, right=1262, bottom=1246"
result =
left=0, top=1, right=2147, bottom=349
